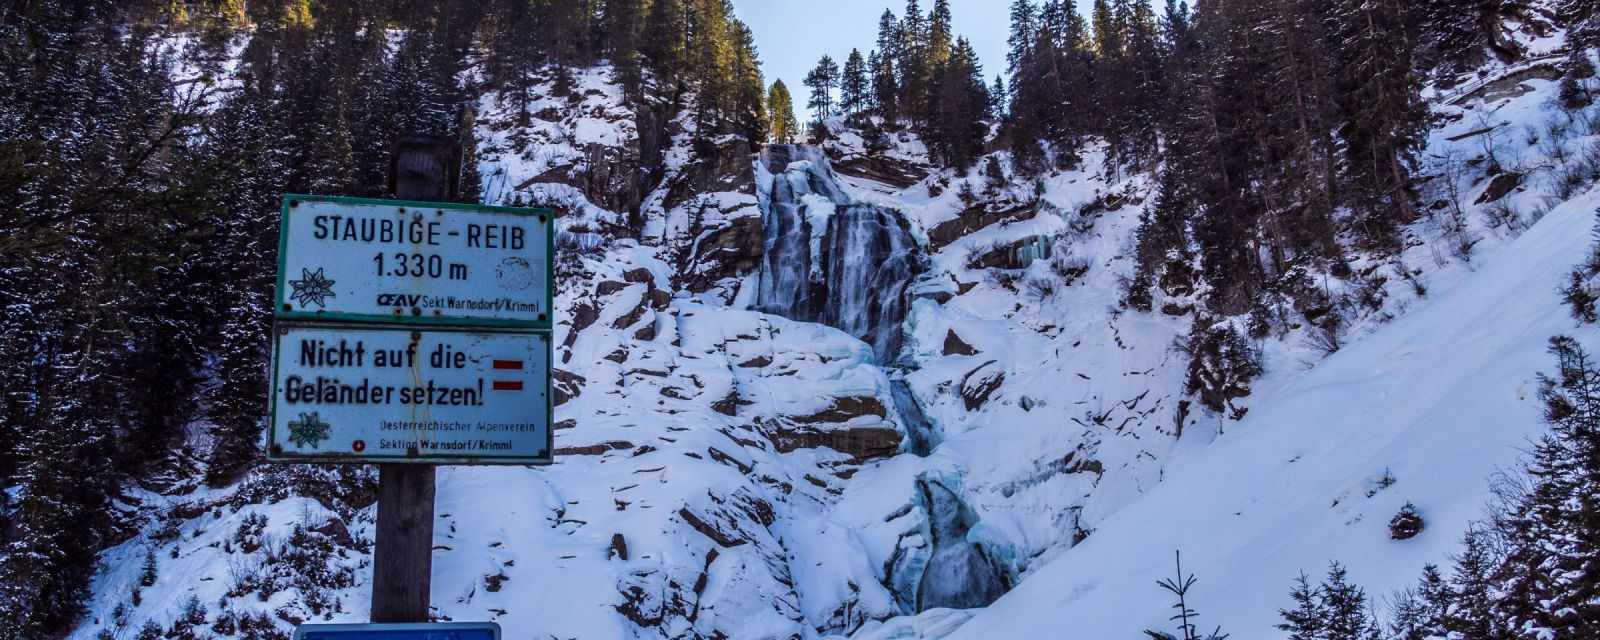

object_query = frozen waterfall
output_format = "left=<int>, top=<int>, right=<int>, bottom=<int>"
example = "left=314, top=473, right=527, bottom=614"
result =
left=754, top=144, right=920, bottom=362
left=753, top=145, right=1008, bottom=614
left=914, top=476, right=1009, bottom=611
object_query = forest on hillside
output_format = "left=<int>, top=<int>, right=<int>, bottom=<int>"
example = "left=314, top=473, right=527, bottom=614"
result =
left=802, top=0, right=1600, bottom=318
left=0, top=1, right=766, bottom=636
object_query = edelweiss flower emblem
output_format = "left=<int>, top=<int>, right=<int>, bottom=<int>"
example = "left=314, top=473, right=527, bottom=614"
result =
left=288, top=267, right=337, bottom=309
left=287, top=412, right=331, bottom=448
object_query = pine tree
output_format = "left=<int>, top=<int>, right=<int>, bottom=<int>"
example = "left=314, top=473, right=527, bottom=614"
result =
left=1277, top=572, right=1325, bottom=640
left=840, top=49, right=870, bottom=117
left=1415, top=0, right=1502, bottom=78
left=928, top=38, right=990, bottom=170
left=899, top=0, right=929, bottom=123
left=1321, top=563, right=1371, bottom=640
left=1144, top=551, right=1229, bottom=640
left=803, top=54, right=840, bottom=125
left=1446, top=526, right=1501, bottom=639
left=139, top=550, right=158, bottom=588
left=1333, top=0, right=1428, bottom=250
left=926, top=0, right=955, bottom=71
left=991, top=75, right=1007, bottom=116
left=768, top=80, right=799, bottom=144
left=606, top=0, right=646, bottom=93
left=874, top=9, right=904, bottom=122
left=642, top=0, right=687, bottom=94
left=1412, top=563, right=1453, bottom=636
left=728, top=19, right=770, bottom=145
left=1388, top=588, right=1432, bottom=640
left=1007, top=0, right=1037, bottom=76
left=1498, top=335, right=1600, bottom=637
left=1258, top=0, right=1340, bottom=267
left=1112, top=0, right=1163, bottom=172
left=1130, top=163, right=1195, bottom=309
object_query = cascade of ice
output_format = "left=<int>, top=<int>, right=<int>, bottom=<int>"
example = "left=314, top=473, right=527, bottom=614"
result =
left=754, top=146, right=823, bottom=322
left=754, top=144, right=1008, bottom=614
left=754, top=144, right=919, bottom=362
left=890, top=378, right=938, bottom=457
left=822, top=205, right=920, bottom=361
left=913, top=476, right=1009, bottom=611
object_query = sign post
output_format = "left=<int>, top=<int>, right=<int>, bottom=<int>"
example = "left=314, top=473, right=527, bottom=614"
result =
left=268, top=136, right=554, bottom=627
left=295, top=622, right=501, bottom=640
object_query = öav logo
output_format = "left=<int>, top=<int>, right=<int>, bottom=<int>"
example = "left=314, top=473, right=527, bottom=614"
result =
left=377, top=293, right=424, bottom=307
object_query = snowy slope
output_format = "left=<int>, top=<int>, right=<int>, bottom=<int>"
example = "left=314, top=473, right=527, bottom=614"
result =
left=67, top=19, right=1600, bottom=640
left=945, top=189, right=1597, bottom=639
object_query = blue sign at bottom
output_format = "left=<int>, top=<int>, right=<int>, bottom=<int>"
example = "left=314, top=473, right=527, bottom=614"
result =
left=294, top=622, right=500, bottom=640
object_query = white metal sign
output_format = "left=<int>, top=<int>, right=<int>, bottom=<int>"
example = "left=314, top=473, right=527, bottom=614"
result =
left=276, top=195, right=553, bottom=328
left=267, top=323, right=552, bottom=464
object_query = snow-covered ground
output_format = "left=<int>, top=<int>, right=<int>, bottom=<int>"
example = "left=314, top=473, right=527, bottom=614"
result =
left=946, top=184, right=1598, bottom=640
left=70, top=24, right=1600, bottom=640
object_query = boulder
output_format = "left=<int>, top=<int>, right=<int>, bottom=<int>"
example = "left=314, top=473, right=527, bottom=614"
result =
left=1474, top=171, right=1524, bottom=204
left=961, top=361, right=1004, bottom=411
left=928, top=204, right=1034, bottom=251
left=769, top=426, right=903, bottom=462
left=830, top=153, right=929, bottom=189
left=682, top=213, right=764, bottom=293
left=942, top=330, right=978, bottom=356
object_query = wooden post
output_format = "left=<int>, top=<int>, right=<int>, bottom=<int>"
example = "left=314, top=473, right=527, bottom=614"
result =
left=371, top=134, right=459, bottom=623
left=371, top=464, right=436, bottom=622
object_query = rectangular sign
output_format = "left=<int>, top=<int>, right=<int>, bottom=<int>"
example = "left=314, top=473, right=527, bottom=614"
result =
left=294, top=622, right=500, bottom=640
left=267, top=323, right=552, bottom=465
left=276, top=194, right=554, bottom=328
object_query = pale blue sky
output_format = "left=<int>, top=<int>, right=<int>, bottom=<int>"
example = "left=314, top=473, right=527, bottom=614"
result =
left=733, top=0, right=1006, bottom=117
left=731, top=1, right=1093, bottom=121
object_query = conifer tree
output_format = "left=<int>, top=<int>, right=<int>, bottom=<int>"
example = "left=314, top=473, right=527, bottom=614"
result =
left=1446, top=526, right=1501, bottom=639
left=1277, top=573, right=1325, bottom=640
left=928, top=38, right=990, bottom=170
left=926, top=0, right=955, bottom=71
left=768, top=80, right=799, bottom=144
left=873, top=9, right=903, bottom=122
left=1494, top=335, right=1600, bottom=637
left=804, top=54, right=840, bottom=125
left=642, top=0, right=687, bottom=94
left=1333, top=0, right=1427, bottom=250
left=606, top=0, right=646, bottom=93
left=1411, top=563, right=1453, bottom=636
left=899, top=0, right=929, bottom=123
left=1007, top=0, right=1037, bottom=75
left=1320, top=563, right=1371, bottom=640
left=728, top=19, right=770, bottom=145
left=840, top=49, right=870, bottom=117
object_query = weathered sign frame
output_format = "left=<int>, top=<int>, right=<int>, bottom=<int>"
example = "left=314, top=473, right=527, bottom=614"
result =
left=274, top=194, right=556, bottom=330
left=293, top=621, right=502, bottom=639
left=265, top=321, right=554, bottom=466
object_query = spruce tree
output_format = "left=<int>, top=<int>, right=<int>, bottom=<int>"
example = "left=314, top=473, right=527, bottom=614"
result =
left=642, top=0, right=687, bottom=94
left=1007, top=0, right=1037, bottom=76
left=840, top=49, right=870, bottom=117
left=1498, top=335, right=1600, bottom=637
left=803, top=54, right=840, bottom=125
left=1277, top=572, right=1325, bottom=640
left=928, top=38, right=989, bottom=170
left=606, top=0, right=646, bottom=93
left=1332, top=0, right=1427, bottom=250
left=1446, top=526, right=1501, bottom=639
left=899, top=0, right=929, bottom=123
left=768, top=80, right=799, bottom=144
left=874, top=9, right=903, bottom=122
left=1320, top=563, right=1371, bottom=640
